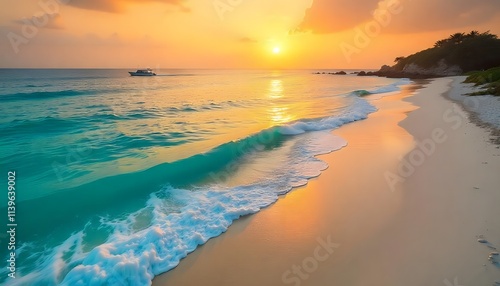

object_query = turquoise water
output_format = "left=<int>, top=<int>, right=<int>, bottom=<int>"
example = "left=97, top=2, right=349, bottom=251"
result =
left=0, top=69, right=408, bottom=285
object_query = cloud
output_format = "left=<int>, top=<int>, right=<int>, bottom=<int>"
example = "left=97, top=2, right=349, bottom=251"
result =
left=298, top=0, right=500, bottom=34
left=13, top=13, right=64, bottom=30
left=298, top=0, right=377, bottom=33
left=66, top=0, right=189, bottom=13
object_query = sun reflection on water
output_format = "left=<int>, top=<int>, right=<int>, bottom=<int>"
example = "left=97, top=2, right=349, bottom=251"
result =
left=268, top=79, right=284, bottom=99
left=267, top=79, right=296, bottom=125
left=269, top=106, right=293, bottom=125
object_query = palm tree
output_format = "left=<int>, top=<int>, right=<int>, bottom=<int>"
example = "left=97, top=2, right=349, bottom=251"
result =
left=467, top=30, right=480, bottom=38
left=479, top=31, right=498, bottom=40
left=449, top=32, right=465, bottom=44
left=434, top=39, right=449, bottom=48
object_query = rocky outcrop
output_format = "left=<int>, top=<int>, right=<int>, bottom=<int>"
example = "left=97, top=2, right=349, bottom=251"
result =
left=368, top=59, right=463, bottom=79
left=379, top=65, right=393, bottom=73
left=313, top=71, right=347, bottom=75
left=314, top=59, right=463, bottom=79
left=402, top=59, right=462, bottom=76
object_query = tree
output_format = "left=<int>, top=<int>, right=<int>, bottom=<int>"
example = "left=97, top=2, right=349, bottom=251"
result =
left=466, top=30, right=479, bottom=38
left=434, top=39, right=448, bottom=48
left=479, top=30, right=497, bottom=40
left=449, top=32, right=465, bottom=44
left=391, top=30, right=500, bottom=73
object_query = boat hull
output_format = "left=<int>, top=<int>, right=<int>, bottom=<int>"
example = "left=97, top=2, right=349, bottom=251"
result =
left=129, top=72, right=156, bottom=76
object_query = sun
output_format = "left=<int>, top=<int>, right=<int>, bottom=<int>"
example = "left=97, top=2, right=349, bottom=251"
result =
left=272, top=46, right=281, bottom=54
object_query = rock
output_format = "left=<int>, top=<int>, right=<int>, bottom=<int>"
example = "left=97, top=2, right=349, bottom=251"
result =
left=335, top=71, right=347, bottom=75
left=401, top=59, right=462, bottom=76
left=357, top=71, right=366, bottom=76
left=379, top=65, right=394, bottom=72
left=490, top=252, right=499, bottom=255
left=370, top=58, right=464, bottom=79
left=478, top=239, right=488, bottom=243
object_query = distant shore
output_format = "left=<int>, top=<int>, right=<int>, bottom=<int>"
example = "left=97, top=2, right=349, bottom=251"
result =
left=313, top=70, right=440, bottom=79
left=153, top=77, right=500, bottom=286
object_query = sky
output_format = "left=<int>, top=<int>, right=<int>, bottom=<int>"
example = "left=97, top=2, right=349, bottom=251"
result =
left=0, top=0, right=499, bottom=69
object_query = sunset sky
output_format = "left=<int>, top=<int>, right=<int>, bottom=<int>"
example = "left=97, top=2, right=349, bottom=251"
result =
left=1, top=0, right=499, bottom=69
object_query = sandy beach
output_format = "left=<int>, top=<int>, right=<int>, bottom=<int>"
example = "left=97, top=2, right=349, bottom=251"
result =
left=153, top=77, right=500, bottom=286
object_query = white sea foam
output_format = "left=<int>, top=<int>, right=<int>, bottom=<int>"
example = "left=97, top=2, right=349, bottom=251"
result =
left=279, top=97, right=377, bottom=135
left=367, top=78, right=411, bottom=99
left=9, top=231, right=87, bottom=286
left=57, top=99, right=374, bottom=286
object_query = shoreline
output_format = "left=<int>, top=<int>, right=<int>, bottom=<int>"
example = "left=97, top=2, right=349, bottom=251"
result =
left=152, top=78, right=500, bottom=286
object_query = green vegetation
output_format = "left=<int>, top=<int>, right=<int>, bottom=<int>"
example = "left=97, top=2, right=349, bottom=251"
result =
left=393, top=31, right=500, bottom=72
left=464, top=67, right=500, bottom=96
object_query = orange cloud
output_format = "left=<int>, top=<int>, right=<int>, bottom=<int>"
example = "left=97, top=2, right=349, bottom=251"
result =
left=299, top=0, right=500, bottom=33
left=298, top=0, right=376, bottom=33
left=67, top=0, right=189, bottom=13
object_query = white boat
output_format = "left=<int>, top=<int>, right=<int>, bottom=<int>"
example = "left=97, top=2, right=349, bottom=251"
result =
left=129, top=69, right=156, bottom=76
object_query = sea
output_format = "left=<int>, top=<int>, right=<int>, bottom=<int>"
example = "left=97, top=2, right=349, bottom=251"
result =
left=0, top=69, right=410, bottom=285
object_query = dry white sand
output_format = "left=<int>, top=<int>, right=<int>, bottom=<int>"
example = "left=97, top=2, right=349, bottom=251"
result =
left=153, top=78, right=500, bottom=286
left=446, top=76, right=500, bottom=129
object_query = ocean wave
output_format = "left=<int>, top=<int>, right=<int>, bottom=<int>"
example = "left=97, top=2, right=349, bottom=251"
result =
left=1, top=77, right=416, bottom=285
left=89, top=110, right=163, bottom=121
left=279, top=97, right=377, bottom=135
left=0, top=89, right=99, bottom=101
left=351, top=78, right=411, bottom=97
left=165, top=101, right=240, bottom=113
left=12, top=130, right=344, bottom=286
left=91, top=137, right=340, bottom=284
left=0, top=117, right=83, bottom=135
left=24, top=83, right=53, bottom=88
left=4, top=92, right=379, bottom=285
